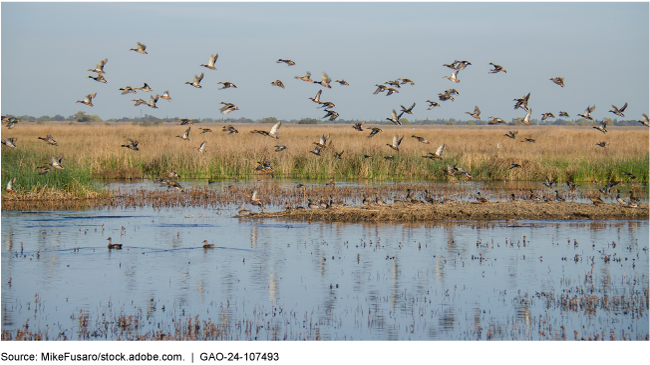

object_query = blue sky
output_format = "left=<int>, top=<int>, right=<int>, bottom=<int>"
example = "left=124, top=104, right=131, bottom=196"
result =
left=1, top=1, right=648, bottom=122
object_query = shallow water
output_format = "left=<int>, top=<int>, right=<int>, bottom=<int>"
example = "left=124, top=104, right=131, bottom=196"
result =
left=2, top=202, right=648, bottom=340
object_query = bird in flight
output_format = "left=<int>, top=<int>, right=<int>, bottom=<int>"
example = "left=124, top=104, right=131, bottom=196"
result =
left=129, top=42, right=147, bottom=54
left=76, top=93, right=97, bottom=107
left=186, top=73, right=204, bottom=88
left=200, top=53, right=218, bottom=70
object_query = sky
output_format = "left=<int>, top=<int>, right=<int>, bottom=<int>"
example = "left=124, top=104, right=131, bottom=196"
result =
left=1, top=1, right=649, bottom=123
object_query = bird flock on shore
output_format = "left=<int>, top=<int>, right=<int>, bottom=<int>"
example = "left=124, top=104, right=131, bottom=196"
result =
left=2, top=42, right=648, bottom=204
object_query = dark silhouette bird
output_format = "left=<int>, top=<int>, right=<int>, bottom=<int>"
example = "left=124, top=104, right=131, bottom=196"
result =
left=400, top=102, right=416, bottom=115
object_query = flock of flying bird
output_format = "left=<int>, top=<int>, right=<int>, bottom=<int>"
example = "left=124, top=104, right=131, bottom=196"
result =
left=2, top=42, right=649, bottom=200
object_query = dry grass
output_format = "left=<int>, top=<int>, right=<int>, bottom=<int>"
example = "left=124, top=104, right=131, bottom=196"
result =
left=2, top=122, right=648, bottom=182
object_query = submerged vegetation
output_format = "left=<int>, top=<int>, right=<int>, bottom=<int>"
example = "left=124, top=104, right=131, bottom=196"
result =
left=1, top=123, right=648, bottom=200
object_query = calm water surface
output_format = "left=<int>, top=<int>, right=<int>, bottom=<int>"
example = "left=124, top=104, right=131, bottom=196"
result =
left=1, top=184, right=648, bottom=340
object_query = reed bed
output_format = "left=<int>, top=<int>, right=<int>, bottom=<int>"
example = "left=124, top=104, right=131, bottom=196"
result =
left=1, top=123, right=648, bottom=199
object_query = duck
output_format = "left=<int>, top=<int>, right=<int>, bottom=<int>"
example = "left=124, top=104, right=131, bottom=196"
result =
left=176, top=118, right=194, bottom=125
left=322, top=109, right=339, bottom=121
left=466, top=106, right=481, bottom=119
left=119, top=86, right=136, bottom=95
left=566, top=181, right=577, bottom=192
left=638, top=113, right=649, bottom=127
left=384, top=155, right=394, bottom=161
left=515, top=108, right=533, bottom=125
left=134, top=83, right=153, bottom=92
left=555, top=190, right=565, bottom=202
left=251, top=121, right=281, bottom=140
left=334, top=150, right=344, bottom=159
left=387, top=109, right=404, bottom=125
left=422, top=143, right=446, bottom=160
left=2, top=137, right=17, bottom=148
left=271, top=80, right=285, bottom=89
left=426, top=100, right=440, bottom=109
left=621, top=171, right=636, bottom=180
left=504, top=130, right=518, bottom=139
left=319, top=101, right=336, bottom=109
left=276, top=59, right=295, bottom=66
left=307, top=199, right=320, bottom=209
left=197, top=141, right=207, bottom=152
left=165, top=171, right=180, bottom=179
left=488, top=117, right=506, bottom=125
left=5, top=177, right=17, bottom=193
left=543, top=177, right=557, bottom=188
left=129, top=42, right=147, bottom=54
left=144, top=94, right=159, bottom=108
left=595, top=141, right=609, bottom=148
left=550, top=77, right=565, bottom=87
left=386, top=134, right=404, bottom=152
left=167, top=181, right=184, bottom=192
left=589, top=194, right=604, bottom=208
left=309, top=89, right=323, bottom=104
left=218, top=81, right=237, bottom=89
left=615, top=190, right=627, bottom=206
left=237, top=206, right=252, bottom=216
left=313, top=72, right=332, bottom=88
left=220, top=102, right=239, bottom=115
left=335, top=80, right=349, bottom=86
left=87, top=58, right=107, bottom=74
left=513, top=92, right=531, bottom=111
left=202, top=240, right=214, bottom=249
left=250, top=190, right=265, bottom=211
left=593, top=118, right=610, bottom=134
left=38, top=166, right=51, bottom=175
left=559, top=111, right=570, bottom=117
left=3, top=117, right=20, bottom=129
left=76, top=92, right=97, bottom=107
left=200, top=128, right=213, bottom=134
left=186, top=73, right=204, bottom=88
left=488, top=62, right=507, bottom=73
left=368, top=127, right=383, bottom=138
left=107, top=237, right=123, bottom=249
left=310, top=145, right=323, bottom=156
left=200, top=53, right=219, bottom=70
left=49, top=154, right=64, bottom=170
left=398, top=78, right=415, bottom=85
left=400, top=102, right=416, bottom=114
left=222, top=125, right=239, bottom=134
left=88, top=73, right=108, bottom=83
left=385, top=88, right=399, bottom=96
left=295, top=71, right=312, bottom=82
left=578, top=105, right=596, bottom=120
left=373, top=84, right=388, bottom=94
left=475, top=192, right=489, bottom=204
left=457, top=166, right=473, bottom=179
left=176, top=127, right=191, bottom=141
left=38, top=134, right=58, bottom=146
left=509, top=163, right=522, bottom=170
left=529, top=189, right=541, bottom=202
left=541, top=112, right=555, bottom=120
left=411, top=135, right=430, bottom=144
left=445, top=164, right=459, bottom=177
left=443, top=69, right=460, bottom=83
left=609, top=102, right=627, bottom=117
left=352, top=120, right=366, bottom=131
left=158, top=90, right=172, bottom=101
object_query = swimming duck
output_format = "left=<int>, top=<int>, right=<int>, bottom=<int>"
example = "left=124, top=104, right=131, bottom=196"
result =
left=313, top=72, right=332, bottom=88
left=609, top=102, right=627, bottom=117
left=87, top=58, right=107, bottom=74
left=352, top=120, right=366, bottom=131
left=400, top=102, right=416, bottom=114
left=504, top=131, right=518, bottom=139
left=2, top=137, right=17, bottom=148
left=129, top=42, right=147, bottom=54
left=550, top=77, right=565, bottom=87
left=88, top=74, right=108, bottom=83
left=515, top=108, right=532, bottom=125
left=237, top=206, right=252, bottom=216
left=276, top=59, right=295, bottom=66
left=368, top=127, right=383, bottom=138
left=200, top=53, right=219, bottom=70
left=5, top=177, right=17, bottom=193
left=426, top=100, right=441, bottom=109
left=295, top=71, right=312, bottom=82
left=197, top=141, right=207, bottom=152
left=186, top=73, right=204, bottom=88
left=218, top=81, right=237, bottom=89
left=411, top=135, right=430, bottom=144
left=466, top=106, right=481, bottom=119
left=38, top=134, right=58, bottom=146
left=119, top=86, right=136, bottom=94
left=578, top=105, right=596, bottom=120
left=107, top=237, right=122, bottom=249
left=386, top=134, right=404, bottom=152
left=387, top=109, right=404, bottom=125
left=488, top=62, right=507, bottom=73
left=176, top=127, right=191, bottom=141
left=271, top=80, right=285, bottom=89
left=202, top=240, right=214, bottom=248
left=222, top=125, right=239, bottom=134
left=134, top=83, right=153, bottom=92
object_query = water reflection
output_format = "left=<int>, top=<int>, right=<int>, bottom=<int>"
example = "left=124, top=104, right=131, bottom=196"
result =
left=1, top=204, right=648, bottom=340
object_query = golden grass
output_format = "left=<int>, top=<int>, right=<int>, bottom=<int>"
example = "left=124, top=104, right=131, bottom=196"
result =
left=2, top=122, right=648, bottom=181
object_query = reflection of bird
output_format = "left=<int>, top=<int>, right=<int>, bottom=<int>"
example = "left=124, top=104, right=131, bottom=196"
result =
left=38, top=134, right=58, bottom=146
left=550, top=77, right=565, bottom=87
left=87, top=58, right=107, bottom=73
left=578, top=105, right=596, bottom=120
left=186, top=73, right=204, bottom=88
left=129, top=42, right=147, bottom=54
left=76, top=93, right=97, bottom=107
left=488, top=62, right=506, bottom=73
left=386, top=134, right=404, bottom=152
left=609, top=102, right=627, bottom=117
left=176, top=127, right=191, bottom=141
left=271, top=80, right=285, bottom=89
left=466, top=106, right=481, bottom=119
left=411, top=135, right=430, bottom=144
left=200, top=53, right=218, bottom=70
left=387, top=109, right=403, bottom=125
left=368, top=127, right=383, bottom=138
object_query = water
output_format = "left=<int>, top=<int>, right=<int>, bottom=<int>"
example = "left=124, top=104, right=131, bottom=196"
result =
left=2, top=199, right=647, bottom=340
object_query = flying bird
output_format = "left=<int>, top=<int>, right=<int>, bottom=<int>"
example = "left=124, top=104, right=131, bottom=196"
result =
left=197, top=141, right=207, bottom=152
left=2, top=137, right=17, bottom=148
left=443, top=69, right=460, bottom=83
left=550, top=77, right=565, bottom=87
left=76, top=92, right=97, bottom=107
left=119, top=86, right=136, bottom=94
left=218, top=82, right=237, bottom=89
left=515, top=108, right=533, bottom=125
left=121, top=138, right=139, bottom=151
left=368, top=127, right=383, bottom=138
left=426, top=100, right=440, bottom=109
left=134, top=83, right=153, bottom=92
left=186, top=73, right=204, bottom=88
left=578, top=105, right=596, bottom=120
left=271, top=80, right=285, bottom=89
left=158, top=90, right=172, bottom=101
left=200, top=53, right=219, bottom=70
left=639, top=113, right=649, bottom=127
left=129, top=42, right=147, bottom=54
left=88, top=73, right=108, bottom=83
left=504, top=131, right=518, bottom=139
left=222, top=125, right=239, bottom=134
left=387, top=109, right=404, bottom=125
left=277, top=59, right=295, bottom=66
left=313, top=72, right=332, bottom=88
left=411, top=135, right=430, bottom=144
left=488, top=62, right=506, bottom=73
left=466, top=106, right=481, bottom=119
left=400, top=102, right=416, bottom=114
left=4, top=177, right=16, bottom=193
left=422, top=144, right=446, bottom=160
left=593, top=118, right=611, bottom=134
left=352, top=120, right=366, bottom=131
left=220, top=102, right=239, bottom=114
left=295, top=71, right=312, bottom=82
left=49, top=154, right=64, bottom=170
left=176, top=127, right=191, bottom=141
left=513, top=92, right=531, bottom=111
left=541, top=112, right=555, bottom=120
left=609, top=102, right=627, bottom=117
left=487, top=117, right=506, bottom=125
left=87, top=58, right=107, bottom=74
left=38, top=134, right=58, bottom=146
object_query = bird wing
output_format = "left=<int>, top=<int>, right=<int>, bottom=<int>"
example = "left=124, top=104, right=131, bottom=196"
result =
left=435, top=143, right=446, bottom=157
left=210, top=53, right=218, bottom=65
left=475, top=106, right=481, bottom=115
left=397, top=135, right=404, bottom=147
left=391, top=109, right=398, bottom=121
left=620, top=102, right=628, bottom=112
left=196, top=73, right=204, bottom=83
left=322, top=72, right=330, bottom=83
left=314, top=89, right=321, bottom=102
left=270, top=121, right=281, bottom=135
left=392, top=134, right=399, bottom=147
left=184, top=127, right=191, bottom=138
